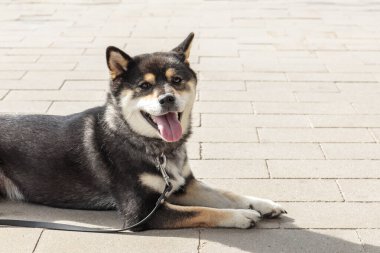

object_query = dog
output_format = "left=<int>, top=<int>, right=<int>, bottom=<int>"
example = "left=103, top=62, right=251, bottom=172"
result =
left=0, top=33, right=286, bottom=231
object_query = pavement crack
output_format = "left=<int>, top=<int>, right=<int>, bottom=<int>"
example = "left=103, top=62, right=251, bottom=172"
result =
left=32, top=229, right=44, bottom=253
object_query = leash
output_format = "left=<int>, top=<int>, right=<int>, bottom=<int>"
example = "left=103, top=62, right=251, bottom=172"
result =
left=0, top=154, right=172, bottom=233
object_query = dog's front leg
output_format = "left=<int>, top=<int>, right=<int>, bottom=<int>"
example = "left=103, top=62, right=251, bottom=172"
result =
left=169, top=179, right=286, bottom=218
left=144, top=202, right=261, bottom=229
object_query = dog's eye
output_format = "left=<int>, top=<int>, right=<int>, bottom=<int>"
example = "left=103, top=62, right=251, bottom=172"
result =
left=172, top=76, right=182, bottom=85
left=139, top=82, right=152, bottom=90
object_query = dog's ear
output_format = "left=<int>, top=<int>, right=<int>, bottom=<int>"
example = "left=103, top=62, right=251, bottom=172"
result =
left=172, top=32, right=194, bottom=63
left=106, top=46, right=132, bottom=79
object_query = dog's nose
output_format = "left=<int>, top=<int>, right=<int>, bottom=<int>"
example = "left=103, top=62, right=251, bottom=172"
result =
left=158, top=94, right=175, bottom=105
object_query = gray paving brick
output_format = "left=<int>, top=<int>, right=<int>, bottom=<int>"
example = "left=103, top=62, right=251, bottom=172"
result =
left=47, top=101, right=103, bottom=115
left=5, top=90, right=105, bottom=101
left=258, top=128, right=374, bottom=143
left=0, top=70, right=25, bottom=79
left=199, top=72, right=287, bottom=81
left=197, top=81, right=245, bottom=91
left=61, top=80, right=108, bottom=90
left=202, top=143, right=324, bottom=159
left=191, top=127, right=258, bottom=142
left=254, top=102, right=356, bottom=115
left=189, top=160, right=268, bottom=179
left=357, top=230, right=380, bottom=253
left=202, top=114, right=310, bottom=127
left=0, top=228, right=42, bottom=253
left=310, top=115, right=380, bottom=128
left=268, top=160, right=380, bottom=179
left=281, top=202, right=380, bottom=229
left=200, top=90, right=296, bottom=102
left=35, top=230, right=199, bottom=253
left=200, top=229, right=364, bottom=253
left=194, top=102, right=253, bottom=114
left=338, top=180, right=380, bottom=201
left=202, top=179, right=343, bottom=201
left=321, top=143, right=380, bottom=159
left=0, top=101, right=51, bottom=113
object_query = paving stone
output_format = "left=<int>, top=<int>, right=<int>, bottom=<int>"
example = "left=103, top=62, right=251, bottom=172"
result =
left=0, top=90, right=8, bottom=100
left=4, top=90, right=105, bottom=101
left=189, top=160, right=268, bottom=179
left=194, top=102, right=253, bottom=114
left=0, top=101, right=51, bottom=113
left=268, top=160, right=380, bottom=179
left=287, top=73, right=376, bottom=82
left=0, top=228, right=42, bottom=253
left=258, top=128, right=374, bottom=143
left=199, top=57, right=243, bottom=71
left=0, top=79, right=64, bottom=90
left=199, top=72, right=287, bottom=81
left=202, top=143, right=324, bottom=159
left=254, top=102, right=356, bottom=114
left=0, top=63, right=76, bottom=71
left=197, top=81, right=246, bottom=91
left=309, top=115, right=380, bottom=128
left=321, top=143, right=380, bottom=159
left=281, top=202, right=380, bottom=229
left=61, top=80, right=108, bottom=90
left=191, top=127, right=258, bottom=142
left=47, top=101, right=103, bottom=115
left=246, top=82, right=340, bottom=93
left=202, top=179, right=343, bottom=202
left=338, top=180, right=380, bottom=201
left=187, top=142, right=200, bottom=160
left=352, top=102, right=380, bottom=114
left=202, top=114, right=310, bottom=127
left=0, top=70, right=25, bottom=79
left=357, top=229, right=380, bottom=253
left=199, top=229, right=364, bottom=253
left=200, top=90, right=296, bottom=102
left=35, top=230, right=199, bottom=253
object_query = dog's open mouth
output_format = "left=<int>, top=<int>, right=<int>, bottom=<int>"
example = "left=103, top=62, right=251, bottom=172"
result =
left=141, top=111, right=183, bottom=142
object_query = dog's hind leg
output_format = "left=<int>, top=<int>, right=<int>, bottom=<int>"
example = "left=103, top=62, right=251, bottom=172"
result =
left=144, top=202, right=261, bottom=229
left=168, top=179, right=286, bottom=218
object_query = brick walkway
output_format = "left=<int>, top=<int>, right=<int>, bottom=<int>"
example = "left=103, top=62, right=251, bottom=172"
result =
left=1, top=0, right=380, bottom=252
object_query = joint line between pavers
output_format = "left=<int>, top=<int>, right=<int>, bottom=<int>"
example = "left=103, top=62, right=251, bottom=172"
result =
left=32, top=229, right=44, bottom=253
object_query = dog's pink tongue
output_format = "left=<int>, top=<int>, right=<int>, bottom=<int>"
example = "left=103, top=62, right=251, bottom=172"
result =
left=152, top=112, right=182, bottom=142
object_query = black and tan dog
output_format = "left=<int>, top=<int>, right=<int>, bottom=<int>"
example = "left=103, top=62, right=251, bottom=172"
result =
left=0, top=33, right=285, bottom=230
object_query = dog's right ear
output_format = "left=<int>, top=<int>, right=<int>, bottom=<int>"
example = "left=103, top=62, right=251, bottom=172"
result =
left=106, top=46, right=132, bottom=80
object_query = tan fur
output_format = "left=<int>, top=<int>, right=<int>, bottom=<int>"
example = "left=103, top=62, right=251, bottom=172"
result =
left=183, top=42, right=192, bottom=62
left=165, top=68, right=176, bottom=80
left=108, top=51, right=129, bottom=79
left=161, top=203, right=231, bottom=228
left=144, top=73, right=156, bottom=84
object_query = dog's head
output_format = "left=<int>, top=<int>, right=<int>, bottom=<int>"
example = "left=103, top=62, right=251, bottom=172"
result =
left=106, top=33, right=196, bottom=143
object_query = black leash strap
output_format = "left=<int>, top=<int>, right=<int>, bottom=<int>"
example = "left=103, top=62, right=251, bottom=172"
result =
left=0, top=154, right=172, bottom=233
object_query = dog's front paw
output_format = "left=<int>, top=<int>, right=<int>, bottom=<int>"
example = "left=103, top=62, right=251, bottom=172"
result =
left=245, top=197, right=287, bottom=218
left=220, top=209, right=262, bottom=229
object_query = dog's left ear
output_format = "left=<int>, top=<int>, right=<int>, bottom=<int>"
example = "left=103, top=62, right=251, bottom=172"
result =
left=106, top=46, right=132, bottom=79
left=172, top=32, right=194, bottom=63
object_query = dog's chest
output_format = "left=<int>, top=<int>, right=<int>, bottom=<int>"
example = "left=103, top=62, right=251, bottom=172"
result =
left=139, top=156, right=191, bottom=195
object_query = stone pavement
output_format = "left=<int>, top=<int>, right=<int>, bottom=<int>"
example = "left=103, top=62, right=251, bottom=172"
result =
left=1, top=0, right=380, bottom=252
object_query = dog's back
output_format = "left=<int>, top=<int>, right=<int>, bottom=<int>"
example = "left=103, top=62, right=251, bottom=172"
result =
left=0, top=108, right=116, bottom=209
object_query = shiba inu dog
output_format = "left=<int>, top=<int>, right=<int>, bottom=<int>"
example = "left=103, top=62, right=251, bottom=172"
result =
left=0, top=33, right=286, bottom=231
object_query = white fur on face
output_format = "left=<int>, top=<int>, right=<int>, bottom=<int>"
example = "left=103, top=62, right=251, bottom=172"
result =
left=120, top=90, right=160, bottom=138
left=119, top=82, right=196, bottom=140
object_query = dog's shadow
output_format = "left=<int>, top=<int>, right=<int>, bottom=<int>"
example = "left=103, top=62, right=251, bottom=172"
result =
left=0, top=200, right=378, bottom=253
